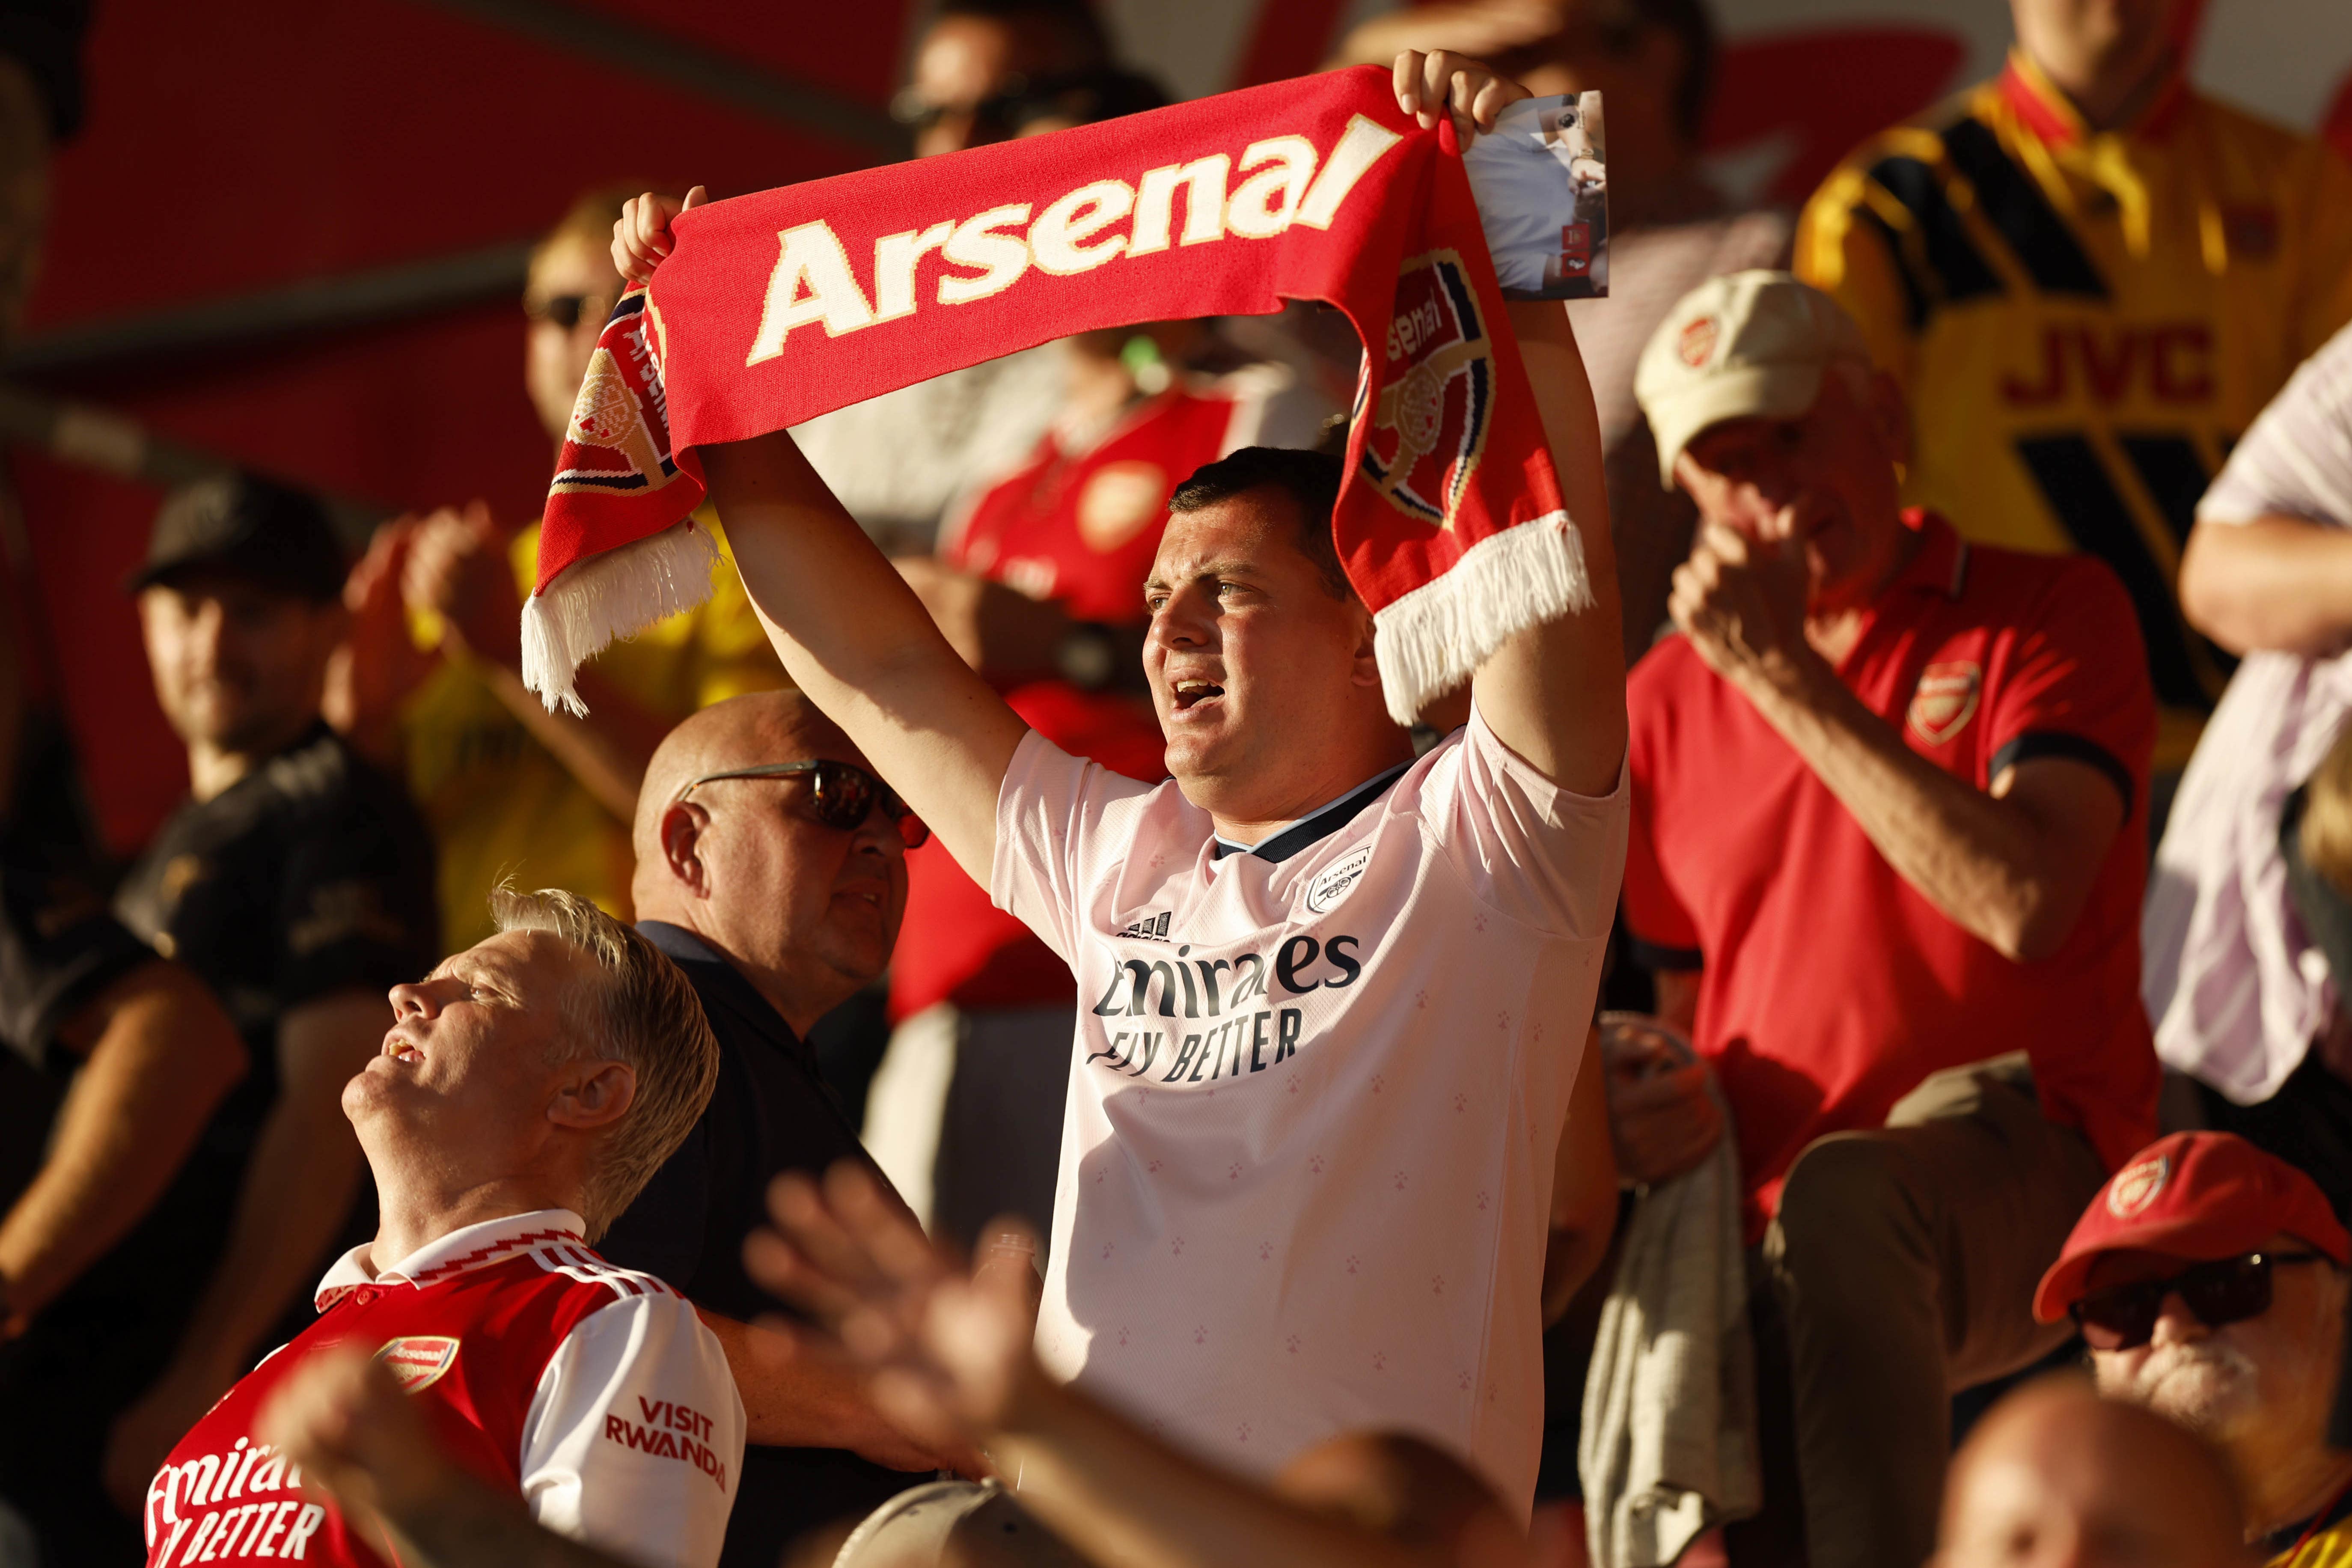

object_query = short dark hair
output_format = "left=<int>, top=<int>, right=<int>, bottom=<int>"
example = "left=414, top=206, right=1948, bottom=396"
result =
left=1488, top=0, right=1717, bottom=147
left=1606, top=0, right=1717, bottom=147
left=1167, top=446, right=1352, bottom=601
left=935, top=0, right=1112, bottom=69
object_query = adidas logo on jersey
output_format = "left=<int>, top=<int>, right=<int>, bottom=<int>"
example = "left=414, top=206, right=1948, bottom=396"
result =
left=1117, top=910, right=1175, bottom=941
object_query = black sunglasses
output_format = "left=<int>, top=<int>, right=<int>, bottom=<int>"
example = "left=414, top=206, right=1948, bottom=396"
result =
left=523, top=292, right=613, bottom=331
left=2070, top=1250, right=2331, bottom=1351
left=677, top=760, right=928, bottom=848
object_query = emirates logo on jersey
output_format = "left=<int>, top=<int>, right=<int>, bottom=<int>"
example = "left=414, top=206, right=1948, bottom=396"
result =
left=1907, top=661, right=1981, bottom=746
left=375, top=1335, right=461, bottom=1392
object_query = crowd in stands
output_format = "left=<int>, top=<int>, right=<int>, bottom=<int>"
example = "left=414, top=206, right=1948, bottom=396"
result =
left=4, top=0, right=2352, bottom=1566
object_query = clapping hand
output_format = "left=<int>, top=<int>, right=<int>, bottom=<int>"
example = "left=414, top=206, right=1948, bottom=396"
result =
left=1601, top=1019, right=1726, bottom=1187
left=401, top=501, right=522, bottom=670
left=254, top=1348, right=449, bottom=1528
left=323, top=518, right=435, bottom=759
left=1667, top=515, right=1817, bottom=700
left=744, top=1163, right=1040, bottom=1464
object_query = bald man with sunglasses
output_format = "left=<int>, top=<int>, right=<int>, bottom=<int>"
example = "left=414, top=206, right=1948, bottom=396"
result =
left=595, top=690, right=961, bottom=1568
left=2037, top=1131, right=2352, bottom=1563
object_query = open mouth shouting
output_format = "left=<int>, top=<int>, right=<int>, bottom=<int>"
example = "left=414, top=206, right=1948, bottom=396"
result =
left=1169, top=677, right=1227, bottom=715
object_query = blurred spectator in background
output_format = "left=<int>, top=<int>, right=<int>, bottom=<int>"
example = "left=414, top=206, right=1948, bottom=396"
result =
left=599, top=693, right=960, bottom=1568
left=870, top=306, right=1328, bottom=1247
left=0, top=597, right=250, bottom=1567
left=1930, top=1375, right=2254, bottom=1568
left=333, top=189, right=785, bottom=952
left=1621, top=272, right=2159, bottom=1568
left=2035, top=1132, right=2352, bottom=1562
left=17, top=474, right=436, bottom=1562
left=894, top=0, right=1114, bottom=161
left=790, top=0, right=1121, bottom=550
left=2145, top=319, right=2352, bottom=1225
left=1332, top=0, right=1790, bottom=658
left=0, top=0, right=84, bottom=350
left=1796, top=0, right=2352, bottom=811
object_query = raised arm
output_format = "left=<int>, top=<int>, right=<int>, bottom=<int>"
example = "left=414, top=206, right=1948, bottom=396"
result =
left=1388, top=52, right=1627, bottom=797
left=699, top=433, right=1029, bottom=884
left=616, top=190, right=1031, bottom=884
left=1478, top=297, right=1627, bottom=796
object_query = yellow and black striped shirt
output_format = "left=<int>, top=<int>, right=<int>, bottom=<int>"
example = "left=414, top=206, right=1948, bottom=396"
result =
left=1798, top=53, right=2352, bottom=768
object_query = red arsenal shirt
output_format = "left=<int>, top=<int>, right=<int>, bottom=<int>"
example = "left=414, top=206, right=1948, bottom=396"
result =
left=1623, top=512, right=2160, bottom=1236
left=140, top=1211, right=742, bottom=1568
left=892, top=371, right=1316, bottom=1020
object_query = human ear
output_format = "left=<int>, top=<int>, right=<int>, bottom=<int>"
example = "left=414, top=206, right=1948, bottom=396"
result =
left=1349, top=604, right=1383, bottom=689
left=660, top=802, right=712, bottom=897
left=548, top=1059, right=637, bottom=1132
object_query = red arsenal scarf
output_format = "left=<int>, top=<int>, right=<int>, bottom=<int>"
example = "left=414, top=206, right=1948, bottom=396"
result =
left=525, top=65, right=1588, bottom=724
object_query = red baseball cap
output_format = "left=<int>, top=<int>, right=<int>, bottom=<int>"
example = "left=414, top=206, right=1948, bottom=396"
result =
left=2033, top=1131, right=2349, bottom=1323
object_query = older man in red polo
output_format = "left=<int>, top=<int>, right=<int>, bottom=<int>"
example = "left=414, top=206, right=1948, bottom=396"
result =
left=1615, top=270, right=2162, bottom=1568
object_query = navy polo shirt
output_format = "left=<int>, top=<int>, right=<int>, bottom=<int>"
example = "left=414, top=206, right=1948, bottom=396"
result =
left=600, top=921, right=912, bottom=1565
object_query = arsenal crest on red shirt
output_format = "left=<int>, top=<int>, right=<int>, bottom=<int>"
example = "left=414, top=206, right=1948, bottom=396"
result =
left=374, top=1334, right=461, bottom=1392
left=1906, top=661, right=1982, bottom=746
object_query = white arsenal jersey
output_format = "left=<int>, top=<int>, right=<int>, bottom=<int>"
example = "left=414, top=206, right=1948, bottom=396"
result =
left=141, top=1210, right=744, bottom=1568
left=993, top=702, right=1627, bottom=1510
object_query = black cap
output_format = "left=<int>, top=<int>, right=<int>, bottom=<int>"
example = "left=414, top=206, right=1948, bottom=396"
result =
left=129, top=472, right=347, bottom=603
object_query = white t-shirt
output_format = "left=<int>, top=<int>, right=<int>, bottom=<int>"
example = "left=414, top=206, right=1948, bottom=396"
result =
left=993, top=702, right=1628, bottom=1509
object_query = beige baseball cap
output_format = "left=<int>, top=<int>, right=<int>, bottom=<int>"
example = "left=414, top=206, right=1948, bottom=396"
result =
left=832, top=1481, right=1086, bottom=1568
left=1633, top=270, right=1873, bottom=487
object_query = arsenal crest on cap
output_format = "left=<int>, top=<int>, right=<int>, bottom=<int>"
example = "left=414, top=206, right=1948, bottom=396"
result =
left=1677, top=315, right=1718, bottom=369
left=2106, top=1154, right=2172, bottom=1220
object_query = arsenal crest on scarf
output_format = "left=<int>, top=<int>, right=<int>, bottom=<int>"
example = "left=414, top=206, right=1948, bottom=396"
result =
left=525, top=67, right=1597, bottom=723
left=1361, top=251, right=1495, bottom=529
left=553, top=295, right=677, bottom=502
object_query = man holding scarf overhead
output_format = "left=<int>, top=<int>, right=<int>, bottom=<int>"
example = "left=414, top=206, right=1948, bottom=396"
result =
left=565, top=52, right=1624, bottom=1514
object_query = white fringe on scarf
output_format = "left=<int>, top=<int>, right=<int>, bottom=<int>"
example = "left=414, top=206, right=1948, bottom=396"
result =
left=519, top=518, right=722, bottom=715
left=1371, top=510, right=1592, bottom=725
left=519, top=509, right=1588, bottom=723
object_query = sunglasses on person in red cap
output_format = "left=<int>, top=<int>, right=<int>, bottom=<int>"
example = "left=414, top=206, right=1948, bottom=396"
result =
left=2068, top=1247, right=2334, bottom=1351
left=2033, top=1131, right=2351, bottom=1331
left=676, top=759, right=929, bottom=848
